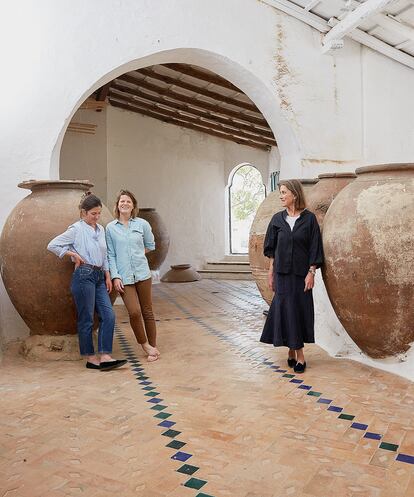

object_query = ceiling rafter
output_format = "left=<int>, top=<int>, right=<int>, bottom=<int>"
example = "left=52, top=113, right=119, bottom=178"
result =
left=110, top=100, right=270, bottom=151
left=108, top=93, right=276, bottom=146
left=136, top=67, right=259, bottom=112
left=109, top=85, right=274, bottom=138
left=114, top=76, right=270, bottom=127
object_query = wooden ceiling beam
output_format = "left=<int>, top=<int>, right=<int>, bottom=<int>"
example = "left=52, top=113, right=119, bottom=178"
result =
left=109, top=94, right=276, bottom=146
left=109, top=85, right=275, bottom=139
left=137, top=67, right=259, bottom=113
left=116, top=75, right=268, bottom=127
left=164, top=63, right=241, bottom=92
left=110, top=100, right=270, bottom=151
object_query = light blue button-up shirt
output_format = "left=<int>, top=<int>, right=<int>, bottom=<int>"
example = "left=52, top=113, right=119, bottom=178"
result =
left=106, top=217, right=155, bottom=284
left=47, top=220, right=109, bottom=271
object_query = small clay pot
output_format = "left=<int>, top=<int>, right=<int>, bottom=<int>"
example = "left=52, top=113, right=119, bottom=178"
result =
left=161, top=264, right=201, bottom=283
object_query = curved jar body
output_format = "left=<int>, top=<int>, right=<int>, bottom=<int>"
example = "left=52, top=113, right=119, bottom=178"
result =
left=138, top=208, right=170, bottom=271
left=0, top=180, right=113, bottom=335
left=307, top=173, right=356, bottom=228
left=322, top=164, right=414, bottom=358
left=249, top=179, right=318, bottom=304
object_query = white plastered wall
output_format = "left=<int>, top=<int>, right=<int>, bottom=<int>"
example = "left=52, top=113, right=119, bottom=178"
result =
left=0, top=0, right=413, bottom=378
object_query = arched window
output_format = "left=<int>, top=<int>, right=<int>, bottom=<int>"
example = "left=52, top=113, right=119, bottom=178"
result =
left=228, top=164, right=266, bottom=254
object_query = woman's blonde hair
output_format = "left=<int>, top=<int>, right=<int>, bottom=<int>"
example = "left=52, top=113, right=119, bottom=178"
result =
left=278, top=179, right=306, bottom=210
left=113, top=189, right=138, bottom=219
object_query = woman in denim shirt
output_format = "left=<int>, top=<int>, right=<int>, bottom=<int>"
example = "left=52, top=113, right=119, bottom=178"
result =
left=106, top=190, right=160, bottom=362
left=47, top=193, right=127, bottom=371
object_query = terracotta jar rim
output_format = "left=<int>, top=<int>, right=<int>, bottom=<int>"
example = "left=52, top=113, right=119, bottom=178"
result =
left=356, top=163, right=414, bottom=175
left=318, top=172, right=356, bottom=179
left=299, top=178, right=319, bottom=184
left=18, top=179, right=93, bottom=191
left=171, top=264, right=191, bottom=270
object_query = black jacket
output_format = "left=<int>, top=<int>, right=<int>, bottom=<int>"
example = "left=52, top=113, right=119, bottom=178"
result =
left=263, top=209, right=323, bottom=276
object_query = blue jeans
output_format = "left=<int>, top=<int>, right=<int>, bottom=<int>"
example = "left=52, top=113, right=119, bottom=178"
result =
left=71, top=266, right=115, bottom=356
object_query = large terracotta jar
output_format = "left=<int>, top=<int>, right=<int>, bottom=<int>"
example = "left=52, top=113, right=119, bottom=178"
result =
left=249, top=178, right=318, bottom=304
left=323, top=164, right=414, bottom=358
left=307, top=173, right=356, bottom=228
left=0, top=180, right=113, bottom=336
left=138, top=208, right=170, bottom=271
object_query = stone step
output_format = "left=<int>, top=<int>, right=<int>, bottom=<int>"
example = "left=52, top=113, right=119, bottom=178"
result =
left=223, top=254, right=249, bottom=262
left=198, top=269, right=253, bottom=280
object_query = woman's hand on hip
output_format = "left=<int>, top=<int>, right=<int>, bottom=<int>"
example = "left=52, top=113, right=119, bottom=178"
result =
left=304, top=273, right=315, bottom=291
left=113, top=278, right=124, bottom=294
left=67, top=251, right=84, bottom=269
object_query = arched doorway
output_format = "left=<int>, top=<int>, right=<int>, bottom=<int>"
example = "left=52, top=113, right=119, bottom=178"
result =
left=228, top=164, right=266, bottom=254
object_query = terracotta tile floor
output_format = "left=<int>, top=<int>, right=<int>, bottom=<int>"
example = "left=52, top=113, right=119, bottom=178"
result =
left=1, top=279, right=414, bottom=497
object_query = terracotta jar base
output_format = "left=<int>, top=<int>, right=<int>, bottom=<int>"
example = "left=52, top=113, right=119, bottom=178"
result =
left=20, top=335, right=81, bottom=361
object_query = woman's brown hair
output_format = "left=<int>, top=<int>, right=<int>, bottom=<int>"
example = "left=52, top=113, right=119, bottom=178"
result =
left=79, top=192, right=102, bottom=212
left=113, top=189, right=139, bottom=219
left=278, top=179, right=306, bottom=210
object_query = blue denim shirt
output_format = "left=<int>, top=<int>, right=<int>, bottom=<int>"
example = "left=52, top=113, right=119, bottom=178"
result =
left=106, top=217, right=155, bottom=284
left=47, top=220, right=109, bottom=271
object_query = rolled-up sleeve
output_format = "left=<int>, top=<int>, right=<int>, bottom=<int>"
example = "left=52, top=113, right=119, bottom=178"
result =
left=308, top=215, right=324, bottom=268
left=105, top=226, right=121, bottom=280
left=263, top=217, right=277, bottom=258
left=47, top=226, right=76, bottom=258
left=143, top=220, right=155, bottom=251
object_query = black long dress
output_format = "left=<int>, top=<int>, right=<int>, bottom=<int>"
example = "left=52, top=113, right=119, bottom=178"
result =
left=260, top=209, right=323, bottom=349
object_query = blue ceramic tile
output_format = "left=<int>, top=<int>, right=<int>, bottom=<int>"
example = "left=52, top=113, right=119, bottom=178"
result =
left=351, top=422, right=368, bottom=431
left=396, top=453, right=414, bottom=464
left=298, top=385, right=312, bottom=390
left=270, top=365, right=281, bottom=369
left=364, top=432, right=382, bottom=440
left=140, top=381, right=152, bottom=385
left=327, top=405, right=343, bottom=412
left=148, top=398, right=163, bottom=404
left=275, top=369, right=287, bottom=373
left=317, top=398, right=332, bottom=404
left=171, top=451, right=192, bottom=462
left=158, top=420, right=176, bottom=428
left=290, top=379, right=303, bottom=384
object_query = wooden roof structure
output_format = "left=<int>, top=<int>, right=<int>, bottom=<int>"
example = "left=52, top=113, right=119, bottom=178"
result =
left=92, top=64, right=276, bottom=151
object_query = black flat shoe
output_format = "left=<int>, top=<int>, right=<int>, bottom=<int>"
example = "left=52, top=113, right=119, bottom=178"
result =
left=287, top=358, right=297, bottom=368
left=100, top=359, right=128, bottom=371
left=294, top=361, right=306, bottom=373
left=86, top=362, right=101, bottom=370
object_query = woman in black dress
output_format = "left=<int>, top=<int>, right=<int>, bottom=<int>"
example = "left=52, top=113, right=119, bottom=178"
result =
left=260, top=179, right=323, bottom=373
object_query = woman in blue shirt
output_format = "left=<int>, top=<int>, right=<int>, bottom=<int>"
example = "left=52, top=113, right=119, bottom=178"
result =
left=47, top=193, right=127, bottom=371
left=106, top=190, right=160, bottom=362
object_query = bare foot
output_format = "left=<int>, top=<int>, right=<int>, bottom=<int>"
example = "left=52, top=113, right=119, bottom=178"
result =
left=142, top=343, right=158, bottom=357
left=147, top=354, right=158, bottom=362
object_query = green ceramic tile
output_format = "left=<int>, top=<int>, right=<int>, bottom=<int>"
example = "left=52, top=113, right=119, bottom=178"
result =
left=184, top=478, right=207, bottom=490
left=151, top=405, right=167, bottom=411
left=154, top=412, right=172, bottom=419
left=379, top=442, right=399, bottom=452
left=307, top=391, right=322, bottom=397
left=145, top=391, right=159, bottom=397
left=162, top=429, right=181, bottom=438
left=166, top=440, right=186, bottom=449
left=195, top=492, right=215, bottom=497
left=177, top=464, right=199, bottom=475
left=282, top=374, right=295, bottom=378
left=143, top=386, right=156, bottom=391
left=338, top=413, right=355, bottom=421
